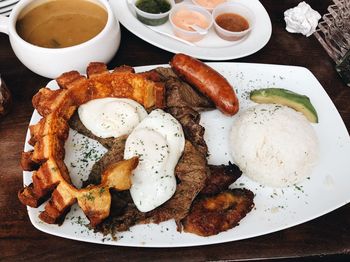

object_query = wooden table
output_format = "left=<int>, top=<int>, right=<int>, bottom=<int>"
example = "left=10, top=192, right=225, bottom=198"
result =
left=1, top=0, right=349, bottom=261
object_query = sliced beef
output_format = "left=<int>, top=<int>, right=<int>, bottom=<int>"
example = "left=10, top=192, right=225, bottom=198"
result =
left=167, top=106, right=207, bottom=156
left=95, top=191, right=146, bottom=235
left=142, top=140, right=209, bottom=225
left=155, top=67, right=214, bottom=112
left=83, top=136, right=126, bottom=187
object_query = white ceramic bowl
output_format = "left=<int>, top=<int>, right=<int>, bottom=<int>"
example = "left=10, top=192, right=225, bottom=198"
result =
left=130, top=0, right=175, bottom=26
left=212, top=2, right=255, bottom=41
left=169, top=3, right=212, bottom=42
left=192, top=0, right=227, bottom=12
left=0, top=0, right=121, bottom=78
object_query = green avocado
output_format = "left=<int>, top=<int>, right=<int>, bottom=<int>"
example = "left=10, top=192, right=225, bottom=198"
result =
left=250, top=88, right=318, bottom=123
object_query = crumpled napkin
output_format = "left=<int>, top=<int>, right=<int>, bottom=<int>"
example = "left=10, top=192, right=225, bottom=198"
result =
left=284, top=1, right=321, bottom=37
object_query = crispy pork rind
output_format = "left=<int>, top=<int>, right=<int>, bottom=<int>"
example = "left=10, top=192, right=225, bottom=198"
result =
left=32, top=64, right=165, bottom=118
left=19, top=62, right=165, bottom=226
left=38, top=157, right=138, bottom=226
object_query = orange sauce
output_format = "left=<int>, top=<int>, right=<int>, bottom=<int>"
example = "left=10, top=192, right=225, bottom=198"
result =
left=215, top=13, right=249, bottom=32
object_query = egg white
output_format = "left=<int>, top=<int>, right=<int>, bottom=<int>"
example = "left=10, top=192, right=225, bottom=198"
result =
left=78, top=98, right=147, bottom=138
left=124, top=109, right=185, bottom=212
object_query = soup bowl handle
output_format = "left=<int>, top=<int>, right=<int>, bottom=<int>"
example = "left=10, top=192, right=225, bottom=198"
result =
left=0, top=15, right=9, bottom=35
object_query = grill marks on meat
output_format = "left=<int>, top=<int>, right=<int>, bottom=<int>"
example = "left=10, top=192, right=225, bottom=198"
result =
left=182, top=189, right=255, bottom=236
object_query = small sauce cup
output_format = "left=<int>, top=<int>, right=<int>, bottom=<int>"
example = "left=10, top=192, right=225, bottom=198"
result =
left=212, top=2, right=254, bottom=41
left=131, top=0, right=175, bottom=26
left=0, top=0, right=121, bottom=78
left=169, top=3, right=212, bottom=42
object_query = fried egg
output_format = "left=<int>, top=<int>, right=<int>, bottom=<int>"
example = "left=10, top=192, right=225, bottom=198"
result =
left=78, top=98, right=147, bottom=138
left=124, top=109, right=185, bottom=212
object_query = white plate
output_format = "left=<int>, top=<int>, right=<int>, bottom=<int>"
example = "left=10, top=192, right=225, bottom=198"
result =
left=110, top=0, right=272, bottom=60
left=23, top=63, right=350, bottom=247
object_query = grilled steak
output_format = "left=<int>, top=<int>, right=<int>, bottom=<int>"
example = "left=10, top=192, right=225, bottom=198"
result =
left=156, top=67, right=214, bottom=112
left=83, top=136, right=126, bottom=187
left=155, top=67, right=214, bottom=156
left=142, top=140, right=209, bottom=226
left=167, top=106, right=207, bottom=156
left=95, top=190, right=145, bottom=235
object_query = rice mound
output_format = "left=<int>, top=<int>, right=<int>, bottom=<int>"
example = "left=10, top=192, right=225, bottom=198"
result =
left=230, top=104, right=318, bottom=187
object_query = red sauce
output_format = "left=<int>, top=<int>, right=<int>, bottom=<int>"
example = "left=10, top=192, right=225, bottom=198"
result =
left=215, top=13, right=249, bottom=32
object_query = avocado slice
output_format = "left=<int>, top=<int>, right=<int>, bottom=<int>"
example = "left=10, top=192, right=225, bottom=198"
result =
left=250, top=88, right=318, bottom=123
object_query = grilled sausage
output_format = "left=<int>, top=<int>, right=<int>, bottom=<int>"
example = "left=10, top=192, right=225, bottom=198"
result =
left=170, top=53, right=239, bottom=115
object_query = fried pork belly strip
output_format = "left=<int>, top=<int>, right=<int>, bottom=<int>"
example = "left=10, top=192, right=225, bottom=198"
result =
left=20, top=114, right=71, bottom=206
left=182, top=189, right=255, bottom=236
left=19, top=158, right=68, bottom=207
left=21, top=151, right=39, bottom=171
left=38, top=157, right=138, bottom=226
left=20, top=150, right=137, bottom=224
left=28, top=112, right=69, bottom=146
left=33, top=63, right=165, bottom=119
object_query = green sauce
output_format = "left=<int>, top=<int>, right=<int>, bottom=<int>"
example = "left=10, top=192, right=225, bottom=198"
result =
left=136, top=0, right=171, bottom=14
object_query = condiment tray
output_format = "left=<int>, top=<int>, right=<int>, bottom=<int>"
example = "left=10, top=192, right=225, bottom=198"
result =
left=110, top=0, right=272, bottom=60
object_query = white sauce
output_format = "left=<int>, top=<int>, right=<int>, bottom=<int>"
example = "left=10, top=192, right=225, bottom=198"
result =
left=78, top=98, right=147, bottom=138
left=124, top=109, right=185, bottom=212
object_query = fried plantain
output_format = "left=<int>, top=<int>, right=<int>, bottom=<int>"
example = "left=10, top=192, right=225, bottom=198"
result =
left=182, top=188, right=254, bottom=236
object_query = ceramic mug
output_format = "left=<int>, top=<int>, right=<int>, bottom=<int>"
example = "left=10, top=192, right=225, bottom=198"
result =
left=0, top=0, right=121, bottom=78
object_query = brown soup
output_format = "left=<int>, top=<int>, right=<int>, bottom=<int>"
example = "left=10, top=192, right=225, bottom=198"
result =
left=16, top=0, right=108, bottom=48
left=215, top=13, right=249, bottom=32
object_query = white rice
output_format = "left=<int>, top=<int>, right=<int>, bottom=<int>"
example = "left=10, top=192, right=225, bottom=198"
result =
left=230, top=104, right=318, bottom=187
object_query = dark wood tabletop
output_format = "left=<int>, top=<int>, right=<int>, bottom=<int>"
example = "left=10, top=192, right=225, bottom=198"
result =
left=1, top=0, right=349, bottom=261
